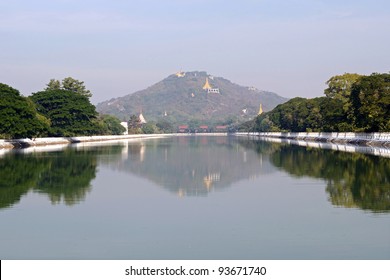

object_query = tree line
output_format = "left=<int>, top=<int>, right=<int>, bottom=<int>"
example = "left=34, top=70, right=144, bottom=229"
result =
left=0, top=77, right=126, bottom=139
left=240, top=72, right=389, bottom=133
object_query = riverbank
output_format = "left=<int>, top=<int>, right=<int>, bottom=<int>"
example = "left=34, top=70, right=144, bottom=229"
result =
left=2, top=132, right=389, bottom=150
left=0, top=133, right=230, bottom=149
left=236, top=132, right=390, bottom=147
left=0, top=134, right=172, bottom=149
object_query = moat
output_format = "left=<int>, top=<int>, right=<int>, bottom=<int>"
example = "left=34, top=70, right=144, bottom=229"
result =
left=0, top=136, right=389, bottom=259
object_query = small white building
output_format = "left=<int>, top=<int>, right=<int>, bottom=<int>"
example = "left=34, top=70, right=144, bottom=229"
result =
left=207, top=88, right=220, bottom=94
left=120, top=122, right=128, bottom=135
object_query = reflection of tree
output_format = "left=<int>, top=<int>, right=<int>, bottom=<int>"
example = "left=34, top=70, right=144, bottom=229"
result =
left=0, top=147, right=105, bottom=209
left=0, top=154, right=49, bottom=209
left=270, top=145, right=390, bottom=213
left=236, top=137, right=282, bottom=156
left=34, top=149, right=97, bottom=205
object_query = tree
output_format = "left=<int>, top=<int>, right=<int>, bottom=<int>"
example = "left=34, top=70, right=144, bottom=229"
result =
left=0, top=83, right=49, bottom=139
left=97, top=114, right=126, bottom=135
left=142, top=122, right=159, bottom=134
left=324, top=73, right=361, bottom=120
left=31, top=89, right=100, bottom=136
left=156, top=119, right=175, bottom=133
left=350, top=73, right=390, bottom=132
left=46, top=79, right=61, bottom=90
left=127, top=114, right=142, bottom=134
left=46, top=77, right=92, bottom=98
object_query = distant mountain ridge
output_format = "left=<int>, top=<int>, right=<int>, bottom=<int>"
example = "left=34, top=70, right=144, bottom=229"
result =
left=96, top=71, right=288, bottom=126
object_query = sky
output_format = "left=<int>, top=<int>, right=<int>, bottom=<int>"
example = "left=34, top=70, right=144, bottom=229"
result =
left=1, top=0, right=389, bottom=104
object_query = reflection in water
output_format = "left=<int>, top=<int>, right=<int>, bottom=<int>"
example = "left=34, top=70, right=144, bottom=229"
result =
left=0, top=153, right=48, bottom=209
left=107, top=136, right=388, bottom=212
left=1, top=136, right=389, bottom=213
left=101, top=136, right=276, bottom=197
left=0, top=148, right=101, bottom=208
left=269, top=144, right=390, bottom=213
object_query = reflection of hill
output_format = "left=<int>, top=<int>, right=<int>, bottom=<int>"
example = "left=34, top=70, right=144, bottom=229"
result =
left=107, top=136, right=276, bottom=196
left=0, top=148, right=101, bottom=209
left=270, top=145, right=390, bottom=213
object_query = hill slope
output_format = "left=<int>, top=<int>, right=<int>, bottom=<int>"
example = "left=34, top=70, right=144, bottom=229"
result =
left=97, top=71, right=288, bottom=126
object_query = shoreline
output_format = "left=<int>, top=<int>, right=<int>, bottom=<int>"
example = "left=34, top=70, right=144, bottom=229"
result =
left=235, top=132, right=390, bottom=147
left=0, top=134, right=172, bottom=149
left=1, top=132, right=389, bottom=150
left=0, top=133, right=229, bottom=150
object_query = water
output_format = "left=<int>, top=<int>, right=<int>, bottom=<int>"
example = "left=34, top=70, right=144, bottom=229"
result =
left=0, top=136, right=389, bottom=259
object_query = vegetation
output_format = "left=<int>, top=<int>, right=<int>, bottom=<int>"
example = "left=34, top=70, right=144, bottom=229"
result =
left=127, top=114, right=142, bottom=134
left=31, top=89, right=101, bottom=136
left=46, top=77, right=92, bottom=98
left=97, top=71, right=288, bottom=128
left=0, top=80, right=125, bottom=138
left=243, top=72, right=389, bottom=132
left=350, top=73, right=390, bottom=132
left=1, top=72, right=388, bottom=139
left=96, top=115, right=126, bottom=135
left=0, top=83, right=49, bottom=139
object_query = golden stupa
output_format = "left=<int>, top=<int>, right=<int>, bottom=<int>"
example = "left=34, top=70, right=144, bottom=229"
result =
left=258, top=103, right=263, bottom=115
left=202, top=77, right=212, bottom=90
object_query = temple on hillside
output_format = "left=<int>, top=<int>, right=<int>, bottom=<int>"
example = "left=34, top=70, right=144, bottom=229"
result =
left=258, top=103, right=263, bottom=115
left=203, top=77, right=212, bottom=90
left=202, top=77, right=220, bottom=93
left=139, top=112, right=147, bottom=124
left=175, top=71, right=186, bottom=77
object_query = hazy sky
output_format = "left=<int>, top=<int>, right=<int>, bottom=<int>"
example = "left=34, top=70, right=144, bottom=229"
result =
left=1, top=0, right=389, bottom=104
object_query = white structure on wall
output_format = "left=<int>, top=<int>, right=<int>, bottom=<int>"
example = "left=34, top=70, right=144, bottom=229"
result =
left=120, top=122, right=128, bottom=135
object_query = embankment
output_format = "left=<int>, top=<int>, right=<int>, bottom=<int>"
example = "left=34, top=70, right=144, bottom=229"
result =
left=0, top=134, right=171, bottom=149
left=236, top=132, right=390, bottom=147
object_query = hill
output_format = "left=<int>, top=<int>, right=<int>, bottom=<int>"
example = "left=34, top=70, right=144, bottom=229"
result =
left=96, top=71, right=288, bottom=127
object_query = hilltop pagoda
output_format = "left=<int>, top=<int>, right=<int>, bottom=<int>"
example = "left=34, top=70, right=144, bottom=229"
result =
left=202, top=77, right=220, bottom=93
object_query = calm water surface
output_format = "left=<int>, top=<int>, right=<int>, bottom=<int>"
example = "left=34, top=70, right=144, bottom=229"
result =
left=0, top=136, right=389, bottom=259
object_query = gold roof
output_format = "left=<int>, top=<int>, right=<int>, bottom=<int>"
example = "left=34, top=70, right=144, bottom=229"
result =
left=258, top=103, right=263, bottom=115
left=202, top=77, right=212, bottom=90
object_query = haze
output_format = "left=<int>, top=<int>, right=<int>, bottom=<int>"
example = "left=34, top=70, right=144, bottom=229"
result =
left=1, top=0, right=389, bottom=104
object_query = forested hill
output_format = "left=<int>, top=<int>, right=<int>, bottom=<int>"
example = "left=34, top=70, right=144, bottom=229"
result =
left=96, top=71, right=288, bottom=126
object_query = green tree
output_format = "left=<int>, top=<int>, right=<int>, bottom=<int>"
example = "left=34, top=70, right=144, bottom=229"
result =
left=128, top=114, right=142, bottom=134
left=156, top=119, right=175, bottom=133
left=142, top=122, right=159, bottom=134
left=46, top=79, right=61, bottom=90
left=324, top=73, right=361, bottom=100
left=31, top=89, right=100, bottom=136
left=350, top=73, right=390, bottom=132
left=0, top=83, right=49, bottom=139
left=97, top=114, right=126, bottom=135
left=46, top=77, right=92, bottom=98
left=324, top=73, right=361, bottom=121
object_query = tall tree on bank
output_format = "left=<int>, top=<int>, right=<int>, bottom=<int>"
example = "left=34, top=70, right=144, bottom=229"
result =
left=31, top=89, right=100, bottom=136
left=0, top=83, right=49, bottom=139
left=324, top=73, right=361, bottom=123
left=46, top=77, right=92, bottom=98
left=97, top=115, right=126, bottom=135
left=350, top=73, right=390, bottom=132
left=127, top=114, right=142, bottom=134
